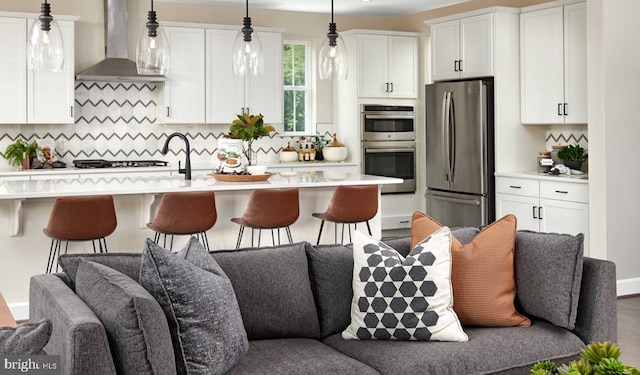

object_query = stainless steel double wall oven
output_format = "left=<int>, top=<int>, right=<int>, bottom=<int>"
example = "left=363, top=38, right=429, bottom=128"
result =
left=361, top=104, right=416, bottom=194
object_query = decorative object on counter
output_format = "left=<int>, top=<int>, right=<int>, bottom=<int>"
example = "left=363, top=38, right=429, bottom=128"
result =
left=232, top=0, right=263, bottom=77
left=246, top=165, right=267, bottom=175
left=209, top=172, right=273, bottom=182
left=557, top=143, right=587, bottom=171
left=161, top=132, right=191, bottom=180
left=318, top=0, right=348, bottom=80
left=530, top=341, right=639, bottom=375
left=4, top=139, right=37, bottom=170
left=537, top=150, right=554, bottom=173
left=217, top=138, right=245, bottom=174
left=279, top=142, right=298, bottom=162
left=549, top=144, right=566, bottom=165
left=27, top=0, right=64, bottom=72
left=322, top=133, right=348, bottom=162
left=136, top=0, right=169, bottom=75
left=227, top=113, right=275, bottom=167
left=315, top=135, right=328, bottom=161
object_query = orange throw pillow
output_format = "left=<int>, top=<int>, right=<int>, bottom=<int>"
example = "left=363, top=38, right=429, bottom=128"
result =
left=411, top=211, right=530, bottom=327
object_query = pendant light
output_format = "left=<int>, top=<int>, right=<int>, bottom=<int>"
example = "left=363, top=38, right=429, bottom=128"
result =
left=136, top=0, right=169, bottom=75
left=27, top=0, right=64, bottom=72
left=318, top=0, right=348, bottom=80
left=232, top=0, right=264, bottom=77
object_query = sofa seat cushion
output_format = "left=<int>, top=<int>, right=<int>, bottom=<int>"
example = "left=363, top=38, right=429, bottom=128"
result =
left=323, top=321, right=584, bottom=375
left=228, top=338, right=380, bottom=375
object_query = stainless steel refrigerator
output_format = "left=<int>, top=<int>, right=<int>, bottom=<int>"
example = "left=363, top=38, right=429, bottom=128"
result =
left=424, top=79, right=494, bottom=227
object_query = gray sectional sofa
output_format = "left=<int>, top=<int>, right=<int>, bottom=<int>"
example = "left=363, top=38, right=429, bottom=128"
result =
left=29, top=230, right=617, bottom=375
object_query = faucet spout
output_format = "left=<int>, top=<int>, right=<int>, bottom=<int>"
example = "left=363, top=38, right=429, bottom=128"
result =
left=161, top=132, right=192, bottom=180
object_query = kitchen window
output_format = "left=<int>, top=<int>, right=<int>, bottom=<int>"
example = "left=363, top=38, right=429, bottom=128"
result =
left=283, top=40, right=312, bottom=134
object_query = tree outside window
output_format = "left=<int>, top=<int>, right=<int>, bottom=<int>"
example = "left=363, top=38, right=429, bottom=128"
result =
left=283, top=41, right=312, bottom=134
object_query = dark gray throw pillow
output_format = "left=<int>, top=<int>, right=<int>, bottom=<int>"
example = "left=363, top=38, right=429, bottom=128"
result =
left=515, top=230, right=584, bottom=330
left=0, top=319, right=51, bottom=355
left=140, top=238, right=248, bottom=375
left=58, top=252, right=142, bottom=289
left=75, top=259, right=176, bottom=375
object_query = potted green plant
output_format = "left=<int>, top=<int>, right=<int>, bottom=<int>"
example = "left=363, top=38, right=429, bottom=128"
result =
left=557, top=143, right=587, bottom=171
left=4, top=139, right=37, bottom=170
left=227, top=113, right=275, bottom=166
left=530, top=341, right=639, bottom=375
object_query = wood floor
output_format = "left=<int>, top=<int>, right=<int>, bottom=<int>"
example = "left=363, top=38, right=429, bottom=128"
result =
left=618, top=295, right=640, bottom=367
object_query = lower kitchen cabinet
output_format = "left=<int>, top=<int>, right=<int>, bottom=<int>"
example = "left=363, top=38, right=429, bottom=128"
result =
left=496, top=176, right=589, bottom=254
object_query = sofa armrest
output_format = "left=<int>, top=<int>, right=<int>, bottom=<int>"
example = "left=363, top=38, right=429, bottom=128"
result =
left=29, top=274, right=116, bottom=375
left=572, top=257, right=617, bottom=344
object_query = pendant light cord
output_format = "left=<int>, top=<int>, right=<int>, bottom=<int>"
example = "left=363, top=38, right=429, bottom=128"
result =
left=151, top=0, right=154, bottom=12
left=246, top=0, right=249, bottom=18
left=331, top=0, right=334, bottom=24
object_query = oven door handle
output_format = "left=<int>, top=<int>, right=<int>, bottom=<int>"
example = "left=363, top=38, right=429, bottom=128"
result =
left=365, top=148, right=415, bottom=153
left=363, top=114, right=415, bottom=120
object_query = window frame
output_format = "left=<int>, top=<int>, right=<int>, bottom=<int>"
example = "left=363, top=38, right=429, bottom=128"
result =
left=283, top=39, right=315, bottom=135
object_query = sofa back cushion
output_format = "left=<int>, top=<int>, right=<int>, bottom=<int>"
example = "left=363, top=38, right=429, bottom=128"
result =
left=307, top=229, right=476, bottom=338
left=211, top=242, right=321, bottom=340
left=515, top=230, right=584, bottom=330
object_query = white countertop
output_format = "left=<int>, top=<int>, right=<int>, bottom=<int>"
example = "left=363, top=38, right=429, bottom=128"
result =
left=495, top=171, right=589, bottom=184
left=0, top=170, right=401, bottom=200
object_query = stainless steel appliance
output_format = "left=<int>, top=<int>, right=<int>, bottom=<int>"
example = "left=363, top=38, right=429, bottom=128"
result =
left=361, top=104, right=416, bottom=194
left=73, top=159, right=168, bottom=168
left=425, top=79, right=494, bottom=227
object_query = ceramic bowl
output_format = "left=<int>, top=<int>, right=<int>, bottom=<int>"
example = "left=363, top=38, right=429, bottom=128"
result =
left=246, top=165, right=267, bottom=175
left=322, top=147, right=348, bottom=162
left=279, top=150, right=298, bottom=162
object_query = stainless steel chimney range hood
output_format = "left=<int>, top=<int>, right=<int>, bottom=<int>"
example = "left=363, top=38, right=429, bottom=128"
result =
left=76, top=0, right=166, bottom=82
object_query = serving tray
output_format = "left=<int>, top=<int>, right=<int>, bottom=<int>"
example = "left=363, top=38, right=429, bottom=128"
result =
left=208, top=172, right=273, bottom=182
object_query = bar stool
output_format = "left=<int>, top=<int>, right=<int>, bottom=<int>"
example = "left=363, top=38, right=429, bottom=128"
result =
left=147, top=192, right=217, bottom=250
left=231, top=188, right=299, bottom=249
left=312, top=185, right=378, bottom=245
left=43, top=195, right=117, bottom=273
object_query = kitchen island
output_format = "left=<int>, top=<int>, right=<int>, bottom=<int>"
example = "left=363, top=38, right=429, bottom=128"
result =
left=0, top=170, right=401, bottom=320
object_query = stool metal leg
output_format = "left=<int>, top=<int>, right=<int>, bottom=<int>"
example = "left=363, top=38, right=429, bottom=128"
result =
left=46, top=239, right=56, bottom=273
left=235, top=225, right=245, bottom=249
left=366, top=220, right=372, bottom=236
left=286, top=226, right=293, bottom=244
left=271, top=229, right=276, bottom=246
left=316, top=220, right=325, bottom=245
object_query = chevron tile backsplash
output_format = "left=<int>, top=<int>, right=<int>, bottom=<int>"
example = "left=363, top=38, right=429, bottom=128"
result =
left=545, top=127, right=588, bottom=150
left=0, top=82, right=294, bottom=169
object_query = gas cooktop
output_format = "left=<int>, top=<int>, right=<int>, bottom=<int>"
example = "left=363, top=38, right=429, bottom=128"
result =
left=73, top=159, right=169, bottom=169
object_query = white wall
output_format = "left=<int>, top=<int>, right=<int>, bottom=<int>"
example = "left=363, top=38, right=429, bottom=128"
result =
left=588, top=0, right=640, bottom=290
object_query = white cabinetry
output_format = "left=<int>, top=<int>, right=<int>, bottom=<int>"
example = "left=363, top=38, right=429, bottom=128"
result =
left=496, top=176, right=589, bottom=254
left=357, top=34, right=418, bottom=98
left=0, top=15, right=75, bottom=124
left=520, top=2, right=586, bottom=124
left=430, top=13, right=494, bottom=81
left=163, top=26, right=205, bottom=123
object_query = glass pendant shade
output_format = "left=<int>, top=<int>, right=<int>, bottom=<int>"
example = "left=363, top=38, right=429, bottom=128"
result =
left=27, top=1, right=64, bottom=72
left=136, top=1, right=169, bottom=75
left=319, top=33, right=348, bottom=80
left=232, top=29, right=264, bottom=77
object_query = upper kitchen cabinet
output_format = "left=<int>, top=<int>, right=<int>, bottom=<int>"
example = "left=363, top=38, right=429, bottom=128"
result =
left=430, top=13, right=494, bottom=81
left=520, top=1, right=586, bottom=124
left=206, top=29, right=283, bottom=124
left=163, top=26, right=205, bottom=124
left=356, top=33, right=418, bottom=98
left=0, top=15, right=75, bottom=124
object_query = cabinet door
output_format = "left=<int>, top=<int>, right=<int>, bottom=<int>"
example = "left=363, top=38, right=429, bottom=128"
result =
left=431, top=20, right=460, bottom=82
left=27, top=19, right=74, bottom=124
left=563, top=3, right=587, bottom=124
left=0, top=17, right=27, bottom=124
left=539, top=198, right=589, bottom=254
left=460, top=13, right=494, bottom=79
left=520, top=7, right=564, bottom=124
left=495, top=193, right=540, bottom=231
left=358, top=34, right=389, bottom=97
left=163, top=26, right=205, bottom=123
left=388, top=36, right=417, bottom=98
left=245, top=31, right=283, bottom=124
left=206, top=29, right=243, bottom=123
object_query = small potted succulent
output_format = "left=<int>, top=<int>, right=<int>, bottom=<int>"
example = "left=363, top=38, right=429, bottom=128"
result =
left=227, top=113, right=275, bottom=166
left=557, top=143, right=587, bottom=171
left=530, top=341, right=639, bottom=375
left=4, top=139, right=37, bottom=170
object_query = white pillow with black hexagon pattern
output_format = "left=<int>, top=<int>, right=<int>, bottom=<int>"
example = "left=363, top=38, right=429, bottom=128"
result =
left=343, top=227, right=467, bottom=342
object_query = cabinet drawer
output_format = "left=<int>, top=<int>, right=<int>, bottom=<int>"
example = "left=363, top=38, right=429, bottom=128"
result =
left=539, top=180, right=588, bottom=203
left=495, top=177, right=538, bottom=197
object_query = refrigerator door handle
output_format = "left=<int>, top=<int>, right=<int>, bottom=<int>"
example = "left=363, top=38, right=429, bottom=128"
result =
left=428, top=193, right=481, bottom=206
left=441, top=91, right=451, bottom=181
left=449, top=92, right=456, bottom=183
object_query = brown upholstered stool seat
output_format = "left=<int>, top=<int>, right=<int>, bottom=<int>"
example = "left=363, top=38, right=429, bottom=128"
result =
left=231, top=188, right=299, bottom=249
left=312, top=185, right=378, bottom=244
left=43, top=195, right=117, bottom=273
left=147, top=191, right=217, bottom=250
